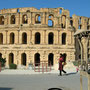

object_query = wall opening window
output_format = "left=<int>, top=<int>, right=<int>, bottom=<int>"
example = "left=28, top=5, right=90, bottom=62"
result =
left=78, top=25, right=82, bottom=29
left=21, top=53, right=26, bottom=66
left=35, top=14, right=41, bottom=24
left=11, top=15, right=15, bottom=24
left=9, top=53, right=14, bottom=64
left=48, top=20, right=53, bottom=27
left=17, top=9, right=20, bottom=13
left=35, top=32, right=40, bottom=44
left=22, top=33, right=27, bottom=44
left=59, top=9, right=62, bottom=14
left=22, top=14, right=28, bottom=24
left=62, top=33, right=66, bottom=45
left=34, top=53, right=40, bottom=66
left=61, top=15, right=66, bottom=28
left=48, top=53, right=54, bottom=66
left=0, top=16, right=4, bottom=25
left=87, top=26, right=89, bottom=30
left=10, top=33, right=15, bottom=44
left=48, top=32, right=54, bottom=44
left=70, top=20, right=73, bottom=26
left=0, top=33, right=3, bottom=44
left=79, top=17, right=81, bottom=24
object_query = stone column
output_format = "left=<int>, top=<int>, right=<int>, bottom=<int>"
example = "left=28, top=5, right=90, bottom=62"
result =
left=42, top=13, right=46, bottom=24
left=80, top=74, right=83, bottom=90
left=81, top=37, right=88, bottom=63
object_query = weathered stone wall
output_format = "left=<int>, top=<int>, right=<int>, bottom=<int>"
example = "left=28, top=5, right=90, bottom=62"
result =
left=0, top=7, right=89, bottom=68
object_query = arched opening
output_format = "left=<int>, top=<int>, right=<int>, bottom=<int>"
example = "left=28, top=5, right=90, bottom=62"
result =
left=9, top=53, right=14, bottom=64
left=10, top=33, right=15, bottom=44
left=78, top=25, right=82, bottom=29
left=11, top=15, right=15, bottom=24
left=59, top=9, right=62, bottom=14
left=70, top=20, right=73, bottom=26
left=0, top=53, right=2, bottom=58
left=49, top=14, right=54, bottom=19
left=35, top=32, right=40, bottom=44
left=0, top=16, right=4, bottom=25
left=79, top=17, right=81, bottom=24
left=87, top=26, right=89, bottom=30
left=48, top=32, right=54, bottom=44
left=62, top=33, right=66, bottom=45
left=34, top=53, right=40, bottom=66
left=61, top=15, right=66, bottom=28
left=35, top=14, right=41, bottom=24
left=48, top=20, right=53, bottom=27
left=0, top=33, right=3, bottom=44
left=22, top=14, right=28, bottom=24
left=48, top=53, right=54, bottom=66
left=63, top=53, right=67, bottom=62
left=17, top=9, right=20, bottom=13
left=22, top=33, right=27, bottom=44
left=21, top=53, right=26, bottom=66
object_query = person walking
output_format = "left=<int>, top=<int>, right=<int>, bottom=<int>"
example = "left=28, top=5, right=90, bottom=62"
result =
left=58, top=53, right=66, bottom=76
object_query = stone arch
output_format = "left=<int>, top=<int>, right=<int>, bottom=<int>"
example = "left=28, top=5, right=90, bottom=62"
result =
left=34, top=53, right=40, bottom=66
left=10, top=33, right=15, bottom=44
left=48, top=19, right=53, bottom=27
left=48, top=32, right=54, bottom=44
left=49, top=14, right=54, bottom=19
left=11, top=15, right=15, bottom=24
left=0, top=33, right=3, bottom=44
left=9, top=53, right=14, bottom=64
left=22, top=32, right=27, bottom=44
left=0, top=53, right=2, bottom=58
left=70, top=20, right=73, bottom=26
left=48, top=53, right=54, bottom=66
left=0, top=16, right=4, bottom=25
left=35, top=14, right=41, bottom=24
left=61, top=15, right=66, bottom=28
left=22, top=14, right=28, bottom=24
left=21, top=53, right=27, bottom=66
left=35, top=32, right=40, bottom=44
left=62, top=33, right=66, bottom=45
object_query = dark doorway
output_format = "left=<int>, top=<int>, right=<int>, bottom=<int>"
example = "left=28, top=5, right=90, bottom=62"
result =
left=10, top=33, right=15, bottom=44
left=48, top=53, right=54, bottom=66
left=21, top=53, right=26, bottom=66
left=35, top=53, right=40, bottom=66
left=0, top=53, right=2, bottom=58
left=35, top=32, right=40, bottom=44
left=9, top=53, right=14, bottom=64
left=62, top=33, right=66, bottom=45
left=22, top=33, right=27, bottom=44
left=48, top=33, right=54, bottom=44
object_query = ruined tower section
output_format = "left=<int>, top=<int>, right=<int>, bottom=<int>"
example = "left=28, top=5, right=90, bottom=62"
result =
left=0, top=7, right=85, bottom=68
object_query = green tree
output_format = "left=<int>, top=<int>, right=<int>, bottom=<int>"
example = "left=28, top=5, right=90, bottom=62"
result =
left=0, top=58, right=6, bottom=67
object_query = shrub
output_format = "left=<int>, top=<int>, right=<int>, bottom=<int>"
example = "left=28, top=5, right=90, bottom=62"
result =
left=9, top=64, right=17, bottom=69
left=73, top=61, right=81, bottom=66
left=0, top=58, right=6, bottom=67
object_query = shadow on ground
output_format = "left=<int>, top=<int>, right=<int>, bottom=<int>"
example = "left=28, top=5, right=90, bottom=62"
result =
left=48, top=88, right=62, bottom=90
left=65, top=72, right=78, bottom=76
left=0, top=87, right=13, bottom=90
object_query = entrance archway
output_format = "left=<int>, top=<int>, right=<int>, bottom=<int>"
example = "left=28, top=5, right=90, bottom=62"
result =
left=21, top=53, right=26, bottom=66
left=48, top=53, right=54, bottom=66
left=34, top=53, right=40, bottom=66
left=9, top=53, right=14, bottom=64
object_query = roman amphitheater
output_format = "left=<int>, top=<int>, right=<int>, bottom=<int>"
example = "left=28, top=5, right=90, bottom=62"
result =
left=0, top=7, right=90, bottom=68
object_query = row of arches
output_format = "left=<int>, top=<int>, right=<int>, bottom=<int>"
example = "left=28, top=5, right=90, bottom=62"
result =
left=0, top=14, right=67, bottom=28
left=0, top=32, right=67, bottom=45
left=0, top=53, right=67, bottom=66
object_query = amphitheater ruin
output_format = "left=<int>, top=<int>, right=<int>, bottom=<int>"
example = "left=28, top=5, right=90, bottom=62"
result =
left=0, top=7, right=90, bottom=69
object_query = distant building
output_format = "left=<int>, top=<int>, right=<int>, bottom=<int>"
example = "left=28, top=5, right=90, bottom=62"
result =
left=0, top=7, right=89, bottom=68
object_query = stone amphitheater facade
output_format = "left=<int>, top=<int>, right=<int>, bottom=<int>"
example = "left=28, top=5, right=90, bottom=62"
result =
left=0, top=7, right=90, bottom=68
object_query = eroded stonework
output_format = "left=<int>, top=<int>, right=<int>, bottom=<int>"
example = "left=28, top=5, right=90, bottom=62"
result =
left=0, top=7, right=89, bottom=68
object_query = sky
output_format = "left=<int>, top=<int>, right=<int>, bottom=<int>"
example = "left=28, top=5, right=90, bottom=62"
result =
left=0, top=0, right=90, bottom=17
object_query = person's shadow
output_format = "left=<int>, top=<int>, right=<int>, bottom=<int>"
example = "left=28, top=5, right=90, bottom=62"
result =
left=48, top=88, right=62, bottom=90
left=64, top=72, right=78, bottom=76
